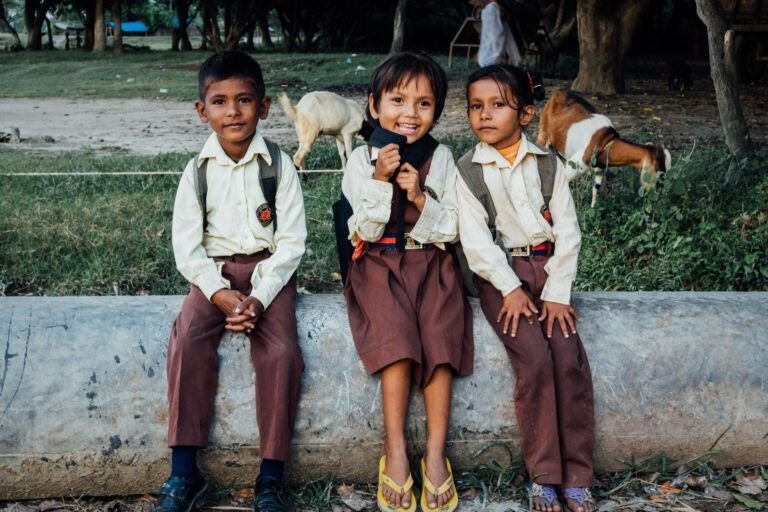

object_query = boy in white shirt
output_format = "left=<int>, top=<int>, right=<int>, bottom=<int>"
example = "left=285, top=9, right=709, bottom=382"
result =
left=156, top=51, right=306, bottom=512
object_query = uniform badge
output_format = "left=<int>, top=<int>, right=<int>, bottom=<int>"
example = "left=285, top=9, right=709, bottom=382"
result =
left=256, top=203, right=274, bottom=227
left=424, top=186, right=438, bottom=201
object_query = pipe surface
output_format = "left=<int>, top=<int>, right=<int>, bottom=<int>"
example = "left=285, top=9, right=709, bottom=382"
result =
left=0, top=293, right=766, bottom=499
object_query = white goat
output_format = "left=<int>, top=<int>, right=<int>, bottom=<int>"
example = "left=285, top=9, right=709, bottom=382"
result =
left=277, top=91, right=367, bottom=170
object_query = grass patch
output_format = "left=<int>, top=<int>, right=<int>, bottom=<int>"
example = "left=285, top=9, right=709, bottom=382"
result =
left=1, top=143, right=766, bottom=296
left=0, top=50, right=474, bottom=100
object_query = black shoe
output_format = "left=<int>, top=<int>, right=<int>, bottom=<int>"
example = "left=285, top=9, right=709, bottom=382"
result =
left=154, top=474, right=209, bottom=512
left=253, top=476, right=287, bottom=512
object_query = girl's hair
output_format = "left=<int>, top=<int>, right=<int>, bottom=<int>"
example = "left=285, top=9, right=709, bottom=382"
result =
left=466, top=64, right=545, bottom=109
left=366, top=51, right=448, bottom=125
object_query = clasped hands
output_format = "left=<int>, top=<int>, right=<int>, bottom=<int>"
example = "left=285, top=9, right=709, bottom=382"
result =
left=211, top=289, right=264, bottom=334
left=373, top=143, right=426, bottom=211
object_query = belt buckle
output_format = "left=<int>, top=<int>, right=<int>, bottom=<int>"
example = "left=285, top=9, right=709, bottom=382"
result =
left=509, top=246, right=531, bottom=257
left=404, top=235, right=423, bottom=250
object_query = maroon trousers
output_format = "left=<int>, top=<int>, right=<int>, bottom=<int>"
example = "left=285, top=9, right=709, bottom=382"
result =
left=166, top=252, right=304, bottom=462
left=476, top=255, right=594, bottom=487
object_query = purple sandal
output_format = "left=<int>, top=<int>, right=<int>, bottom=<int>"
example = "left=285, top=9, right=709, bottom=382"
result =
left=529, top=483, right=560, bottom=510
left=562, top=488, right=594, bottom=512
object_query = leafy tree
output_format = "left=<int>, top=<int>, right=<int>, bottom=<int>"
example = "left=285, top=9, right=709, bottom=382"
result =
left=24, top=0, right=63, bottom=49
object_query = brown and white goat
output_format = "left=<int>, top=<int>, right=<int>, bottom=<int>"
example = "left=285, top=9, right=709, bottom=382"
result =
left=277, top=91, right=367, bottom=170
left=537, top=89, right=671, bottom=206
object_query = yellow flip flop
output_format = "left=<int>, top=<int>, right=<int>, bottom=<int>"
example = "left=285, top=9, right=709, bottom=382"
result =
left=420, top=457, right=458, bottom=512
left=377, top=455, right=417, bottom=512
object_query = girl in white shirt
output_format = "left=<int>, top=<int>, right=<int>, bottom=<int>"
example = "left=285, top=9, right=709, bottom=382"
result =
left=456, top=64, right=595, bottom=512
left=342, top=52, right=473, bottom=512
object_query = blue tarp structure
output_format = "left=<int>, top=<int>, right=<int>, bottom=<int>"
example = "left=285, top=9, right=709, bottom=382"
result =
left=106, top=21, right=149, bottom=34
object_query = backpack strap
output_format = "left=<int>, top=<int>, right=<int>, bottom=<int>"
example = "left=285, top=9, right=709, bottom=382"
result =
left=456, top=149, right=498, bottom=237
left=258, top=137, right=282, bottom=230
left=192, top=156, right=209, bottom=231
left=532, top=142, right=557, bottom=210
left=191, top=138, right=283, bottom=233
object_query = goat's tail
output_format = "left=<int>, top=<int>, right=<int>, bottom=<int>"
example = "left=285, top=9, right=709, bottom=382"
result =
left=276, top=92, right=298, bottom=122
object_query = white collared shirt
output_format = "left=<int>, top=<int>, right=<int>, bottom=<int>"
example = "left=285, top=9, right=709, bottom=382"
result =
left=172, top=131, right=307, bottom=309
left=341, top=143, right=460, bottom=249
left=456, top=135, right=581, bottom=304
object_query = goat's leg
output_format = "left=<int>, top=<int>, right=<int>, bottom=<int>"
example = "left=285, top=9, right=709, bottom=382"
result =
left=335, top=138, right=347, bottom=168
left=591, top=172, right=603, bottom=208
left=293, top=130, right=319, bottom=171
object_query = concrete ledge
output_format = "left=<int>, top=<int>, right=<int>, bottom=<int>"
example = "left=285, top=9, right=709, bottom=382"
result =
left=1, top=293, right=767, bottom=499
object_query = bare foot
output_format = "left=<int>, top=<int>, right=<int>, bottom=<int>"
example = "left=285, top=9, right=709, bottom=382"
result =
left=423, top=452, right=454, bottom=508
left=382, top=452, right=412, bottom=508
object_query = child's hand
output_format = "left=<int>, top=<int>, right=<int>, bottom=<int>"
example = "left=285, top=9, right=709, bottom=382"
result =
left=395, top=163, right=426, bottom=210
left=211, top=289, right=257, bottom=333
left=225, top=296, right=265, bottom=333
left=538, top=301, right=579, bottom=339
left=373, top=143, right=401, bottom=181
left=498, top=287, right=538, bottom=337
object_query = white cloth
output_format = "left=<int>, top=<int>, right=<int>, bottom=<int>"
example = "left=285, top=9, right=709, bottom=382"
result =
left=172, top=131, right=307, bottom=309
left=341, top=143, right=461, bottom=249
left=478, top=1, right=522, bottom=66
left=455, top=135, right=581, bottom=305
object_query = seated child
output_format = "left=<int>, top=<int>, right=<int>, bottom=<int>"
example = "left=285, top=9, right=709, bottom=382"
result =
left=456, top=64, right=596, bottom=512
left=156, top=50, right=307, bottom=512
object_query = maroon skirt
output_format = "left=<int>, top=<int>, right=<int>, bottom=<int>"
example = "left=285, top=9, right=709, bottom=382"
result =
left=343, top=245, right=474, bottom=388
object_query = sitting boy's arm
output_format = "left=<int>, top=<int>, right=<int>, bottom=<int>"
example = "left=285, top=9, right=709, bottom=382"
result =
left=541, top=160, right=581, bottom=306
left=172, top=159, right=230, bottom=300
left=456, top=172, right=521, bottom=296
left=249, top=153, right=307, bottom=311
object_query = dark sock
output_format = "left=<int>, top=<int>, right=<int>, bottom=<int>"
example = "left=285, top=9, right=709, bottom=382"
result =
left=258, top=458, right=285, bottom=485
left=171, top=446, right=198, bottom=479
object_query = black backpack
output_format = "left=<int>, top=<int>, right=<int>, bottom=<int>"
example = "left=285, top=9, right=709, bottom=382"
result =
left=453, top=144, right=558, bottom=297
left=192, top=138, right=282, bottom=230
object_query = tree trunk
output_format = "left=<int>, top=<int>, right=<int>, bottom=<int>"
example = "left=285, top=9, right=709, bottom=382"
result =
left=0, top=0, right=23, bottom=48
left=44, top=15, right=52, bottom=48
left=172, top=0, right=192, bottom=51
left=547, top=0, right=576, bottom=49
left=201, top=0, right=223, bottom=51
left=572, top=0, right=654, bottom=94
left=25, top=0, right=56, bottom=50
left=694, top=0, right=751, bottom=156
left=258, top=13, right=272, bottom=47
left=112, top=0, right=122, bottom=53
left=93, top=0, right=105, bottom=52
left=389, top=0, right=406, bottom=53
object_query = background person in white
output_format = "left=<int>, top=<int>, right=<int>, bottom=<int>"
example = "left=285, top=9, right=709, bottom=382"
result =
left=470, top=0, right=522, bottom=66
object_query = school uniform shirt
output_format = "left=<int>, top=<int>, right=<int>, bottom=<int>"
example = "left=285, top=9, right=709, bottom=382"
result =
left=456, top=135, right=581, bottom=305
left=341, top=143, right=460, bottom=249
left=172, top=131, right=307, bottom=309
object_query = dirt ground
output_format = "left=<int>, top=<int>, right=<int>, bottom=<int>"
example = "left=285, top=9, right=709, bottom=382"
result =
left=1, top=76, right=766, bottom=159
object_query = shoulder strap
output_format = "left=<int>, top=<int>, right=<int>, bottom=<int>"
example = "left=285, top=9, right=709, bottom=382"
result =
left=258, top=137, right=282, bottom=230
left=192, top=156, right=209, bottom=230
left=456, top=149, right=497, bottom=233
left=532, top=142, right=557, bottom=208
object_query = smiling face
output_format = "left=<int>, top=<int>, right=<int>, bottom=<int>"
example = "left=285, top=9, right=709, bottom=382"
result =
left=195, top=77, right=270, bottom=161
left=467, top=77, right=535, bottom=150
left=368, top=73, right=436, bottom=144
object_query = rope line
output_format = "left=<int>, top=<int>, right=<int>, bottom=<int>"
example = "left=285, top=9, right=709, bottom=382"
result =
left=0, top=169, right=344, bottom=176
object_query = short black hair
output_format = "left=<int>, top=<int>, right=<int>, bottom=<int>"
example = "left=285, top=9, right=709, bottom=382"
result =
left=466, top=64, right=545, bottom=109
left=367, top=51, right=448, bottom=124
left=198, top=50, right=265, bottom=101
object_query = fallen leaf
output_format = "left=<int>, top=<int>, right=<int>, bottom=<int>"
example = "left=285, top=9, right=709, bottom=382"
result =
left=37, top=502, right=65, bottom=512
left=461, top=487, right=482, bottom=499
left=648, top=480, right=681, bottom=501
left=331, top=504, right=352, bottom=512
left=232, top=487, right=254, bottom=500
left=736, top=473, right=767, bottom=495
left=734, top=493, right=764, bottom=510
left=336, top=484, right=355, bottom=499
left=705, top=485, right=733, bottom=501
